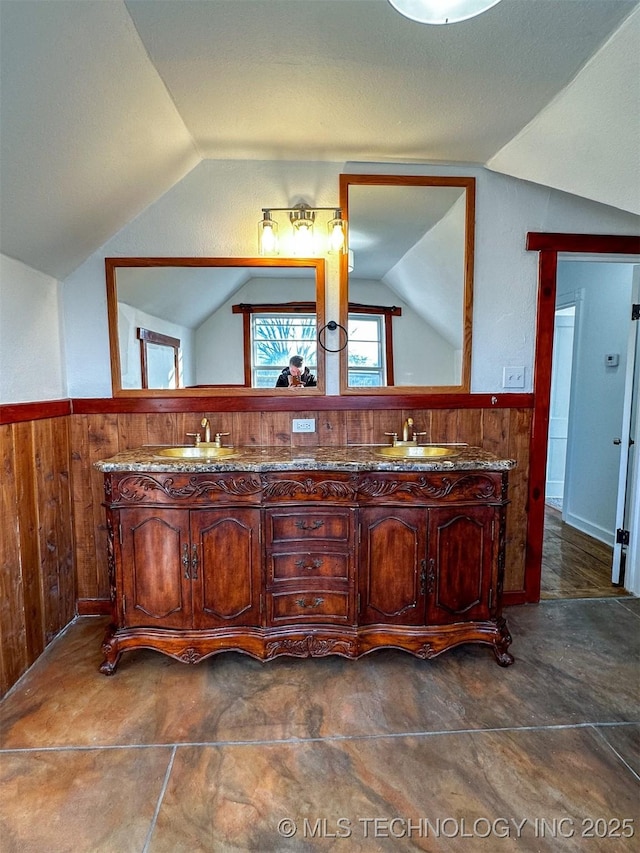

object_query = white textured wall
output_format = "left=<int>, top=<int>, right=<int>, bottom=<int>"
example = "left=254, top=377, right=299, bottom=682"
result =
left=0, top=253, right=66, bottom=403
left=557, top=261, right=635, bottom=544
left=60, top=160, right=640, bottom=397
left=487, top=8, right=640, bottom=216
left=348, top=280, right=455, bottom=386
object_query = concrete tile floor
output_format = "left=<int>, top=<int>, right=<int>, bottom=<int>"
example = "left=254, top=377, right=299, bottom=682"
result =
left=1, top=599, right=638, bottom=852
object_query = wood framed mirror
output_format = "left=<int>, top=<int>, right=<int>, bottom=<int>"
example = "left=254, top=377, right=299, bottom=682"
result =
left=339, top=175, right=475, bottom=394
left=106, top=257, right=326, bottom=397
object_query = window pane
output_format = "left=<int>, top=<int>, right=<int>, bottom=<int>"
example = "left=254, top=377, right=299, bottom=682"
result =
left=252, top=315, right=317, bottom=368
left=348, top=318, right=380, bottom=342
left=347, top=313, right=384, bottom=385
left=348, top=370, right=383, bottom=387
left=348, top=341, right=381, bottom=367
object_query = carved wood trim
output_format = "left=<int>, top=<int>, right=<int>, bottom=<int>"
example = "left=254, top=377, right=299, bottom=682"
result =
left=264, top=635, right=357, bottom=658
left=357, top=474, right=497, bottom=501
left=113, top=474, right=264, bottom=502
left=261, top=476, right=359, bottom=500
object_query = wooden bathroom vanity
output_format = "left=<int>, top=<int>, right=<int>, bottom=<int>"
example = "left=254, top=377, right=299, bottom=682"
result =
left=95, top=445, right=515, bottom=673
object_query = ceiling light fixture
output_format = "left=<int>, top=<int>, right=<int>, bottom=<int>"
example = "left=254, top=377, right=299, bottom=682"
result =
left=258, top=204, right=347, bottom=257
left=387, top=0, right=502, bottom=25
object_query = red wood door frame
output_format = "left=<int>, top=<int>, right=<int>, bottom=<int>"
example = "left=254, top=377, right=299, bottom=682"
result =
left=525, top=233, right=640, bottom=602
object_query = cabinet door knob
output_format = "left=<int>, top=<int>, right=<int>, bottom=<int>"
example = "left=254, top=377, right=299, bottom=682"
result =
left=191, top=544, right=199, bottom=580
left=295, top=557, right=323, bottom=571
left=427, top=559, right=436, bottom=594
left=296, top=597, right=324, bottom=608
left=182, top=543, right=190, bottom=579
left=295, top=520, right=324, bottom=531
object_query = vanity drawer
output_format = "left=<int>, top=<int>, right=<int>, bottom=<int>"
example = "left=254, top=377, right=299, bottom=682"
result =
left=268, top=590, right=351, bottom=624
left=265, top=508, right=354, bottom=545
left=269, top=551, right=351, bottom=583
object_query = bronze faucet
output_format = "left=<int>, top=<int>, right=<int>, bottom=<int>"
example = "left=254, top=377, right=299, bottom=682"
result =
left=385, top=417, right=426, bottom=447
left=200, top=417, right=211, bottom=443
left=402, top=417, right=414, bottom=442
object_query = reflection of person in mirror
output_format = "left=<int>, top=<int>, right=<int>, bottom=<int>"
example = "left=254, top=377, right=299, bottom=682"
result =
left=275, top=355, right=317, bottom=388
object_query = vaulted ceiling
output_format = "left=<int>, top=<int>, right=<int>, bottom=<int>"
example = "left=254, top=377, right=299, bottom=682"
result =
left=1, top=0, right=638, bottom=280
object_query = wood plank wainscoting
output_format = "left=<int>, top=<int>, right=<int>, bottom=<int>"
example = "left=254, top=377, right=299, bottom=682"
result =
left=1, top=395, right=532, bottom=697
left=0, top=400, right=75, bottom=697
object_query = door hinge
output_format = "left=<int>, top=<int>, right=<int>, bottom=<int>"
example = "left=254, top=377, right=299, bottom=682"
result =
left=357, top=592, right=361, bottom=613
left=118, top=522, right=123, bottom=545
left=616, top=528, right=630, bottom=546
left=260, top=594, right=264, bottom=615
left=122, top=594, right=126, bottom=615
left=488, top=588, right=493, bottom=610
left=632, top=304, right=640, bottom=321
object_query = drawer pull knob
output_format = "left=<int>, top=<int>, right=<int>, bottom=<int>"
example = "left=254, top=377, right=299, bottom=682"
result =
left=296, top=597, right=324, bottom=608
left=295, top=520, right=324, bottom=531
left=295, top=557, right=323, bottom=571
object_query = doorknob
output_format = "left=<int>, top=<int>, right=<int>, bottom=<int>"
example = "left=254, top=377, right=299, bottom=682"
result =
left=613, top=438, right=622, bottom=445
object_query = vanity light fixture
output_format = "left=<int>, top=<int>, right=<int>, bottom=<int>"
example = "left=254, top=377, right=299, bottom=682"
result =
left=258, top=204, right=347, bottom=256
left=387, top=0, right=502, bottom=25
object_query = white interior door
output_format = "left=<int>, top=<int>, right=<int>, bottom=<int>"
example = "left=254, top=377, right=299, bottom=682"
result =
left=612, top=274, right=640, bottom=583
left=545, top=307, right=575, bottom=505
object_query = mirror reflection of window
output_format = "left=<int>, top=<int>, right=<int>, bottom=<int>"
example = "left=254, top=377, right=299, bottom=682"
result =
left=138, top=328, right=181, bottom=390
left=251, top=313, right=317, bottom=388
left=348, top=314, right=384, bottom=387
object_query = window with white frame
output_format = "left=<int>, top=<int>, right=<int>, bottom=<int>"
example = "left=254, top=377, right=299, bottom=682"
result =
left=251, top=313, right=317, bottom=387
left=347, top=313, right=385, bottom=386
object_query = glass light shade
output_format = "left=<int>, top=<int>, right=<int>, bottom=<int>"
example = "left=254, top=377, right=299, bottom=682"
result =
left=387, top=0, right=502, bottom=24
left=290, top=205, right=316, bottom=255
left=258, top=213, right=278, bottom=255
left=291, top=221, right=315, bottom=256
left=328, top=210, right=347, bottom=254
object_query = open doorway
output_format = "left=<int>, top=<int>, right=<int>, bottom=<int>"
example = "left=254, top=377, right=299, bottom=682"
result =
left=541, top=261, right=635, bottom=599
left=525, top=233, right=640, bottom=604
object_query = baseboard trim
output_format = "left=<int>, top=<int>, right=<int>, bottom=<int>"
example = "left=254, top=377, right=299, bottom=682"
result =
left=503, top=590, right=530, bottom=606
left=77, top=599, right=111, bottom=616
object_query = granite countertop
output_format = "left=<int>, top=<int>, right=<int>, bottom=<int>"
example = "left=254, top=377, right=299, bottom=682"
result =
left=94, top=445, right=516, bottom=474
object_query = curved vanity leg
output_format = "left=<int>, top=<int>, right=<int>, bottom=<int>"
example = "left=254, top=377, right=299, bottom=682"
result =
left=99, top=628, right=121, bottom=675
left=492, top=617, right=514, bottom=666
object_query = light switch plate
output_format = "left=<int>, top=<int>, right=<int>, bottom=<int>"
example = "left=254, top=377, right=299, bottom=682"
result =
left=292, top=418, right=316, bottom=433
left=502, top=367, right=525, bottom=389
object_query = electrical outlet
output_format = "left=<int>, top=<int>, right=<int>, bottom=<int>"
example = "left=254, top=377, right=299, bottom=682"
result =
left=292, top=418, right=316, bottom=433
left=502, top=367, right=525, bottom=389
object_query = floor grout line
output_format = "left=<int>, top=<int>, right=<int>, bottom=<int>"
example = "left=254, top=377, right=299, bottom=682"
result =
left=613, top=598, right=640, bottom=618
left=590, top=724, right=640, bottom=782
left=1, top=720, right=638, bottom=754
left=141, top=744, right=176, bottom=853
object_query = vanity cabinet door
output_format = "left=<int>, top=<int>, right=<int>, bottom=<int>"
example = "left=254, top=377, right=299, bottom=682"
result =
left=119, top=508, right=192, bottom=629
left=191, top=509, right=262, bottom=629
left=425, top=506, right=495, bottom=625
left=358, top=507, right=427, bottom=626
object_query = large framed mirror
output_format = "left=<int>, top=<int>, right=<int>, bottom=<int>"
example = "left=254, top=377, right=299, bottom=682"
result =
left=106, top=257, right=326, bottom=396
left=339, top=175, right=475, bottom=394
